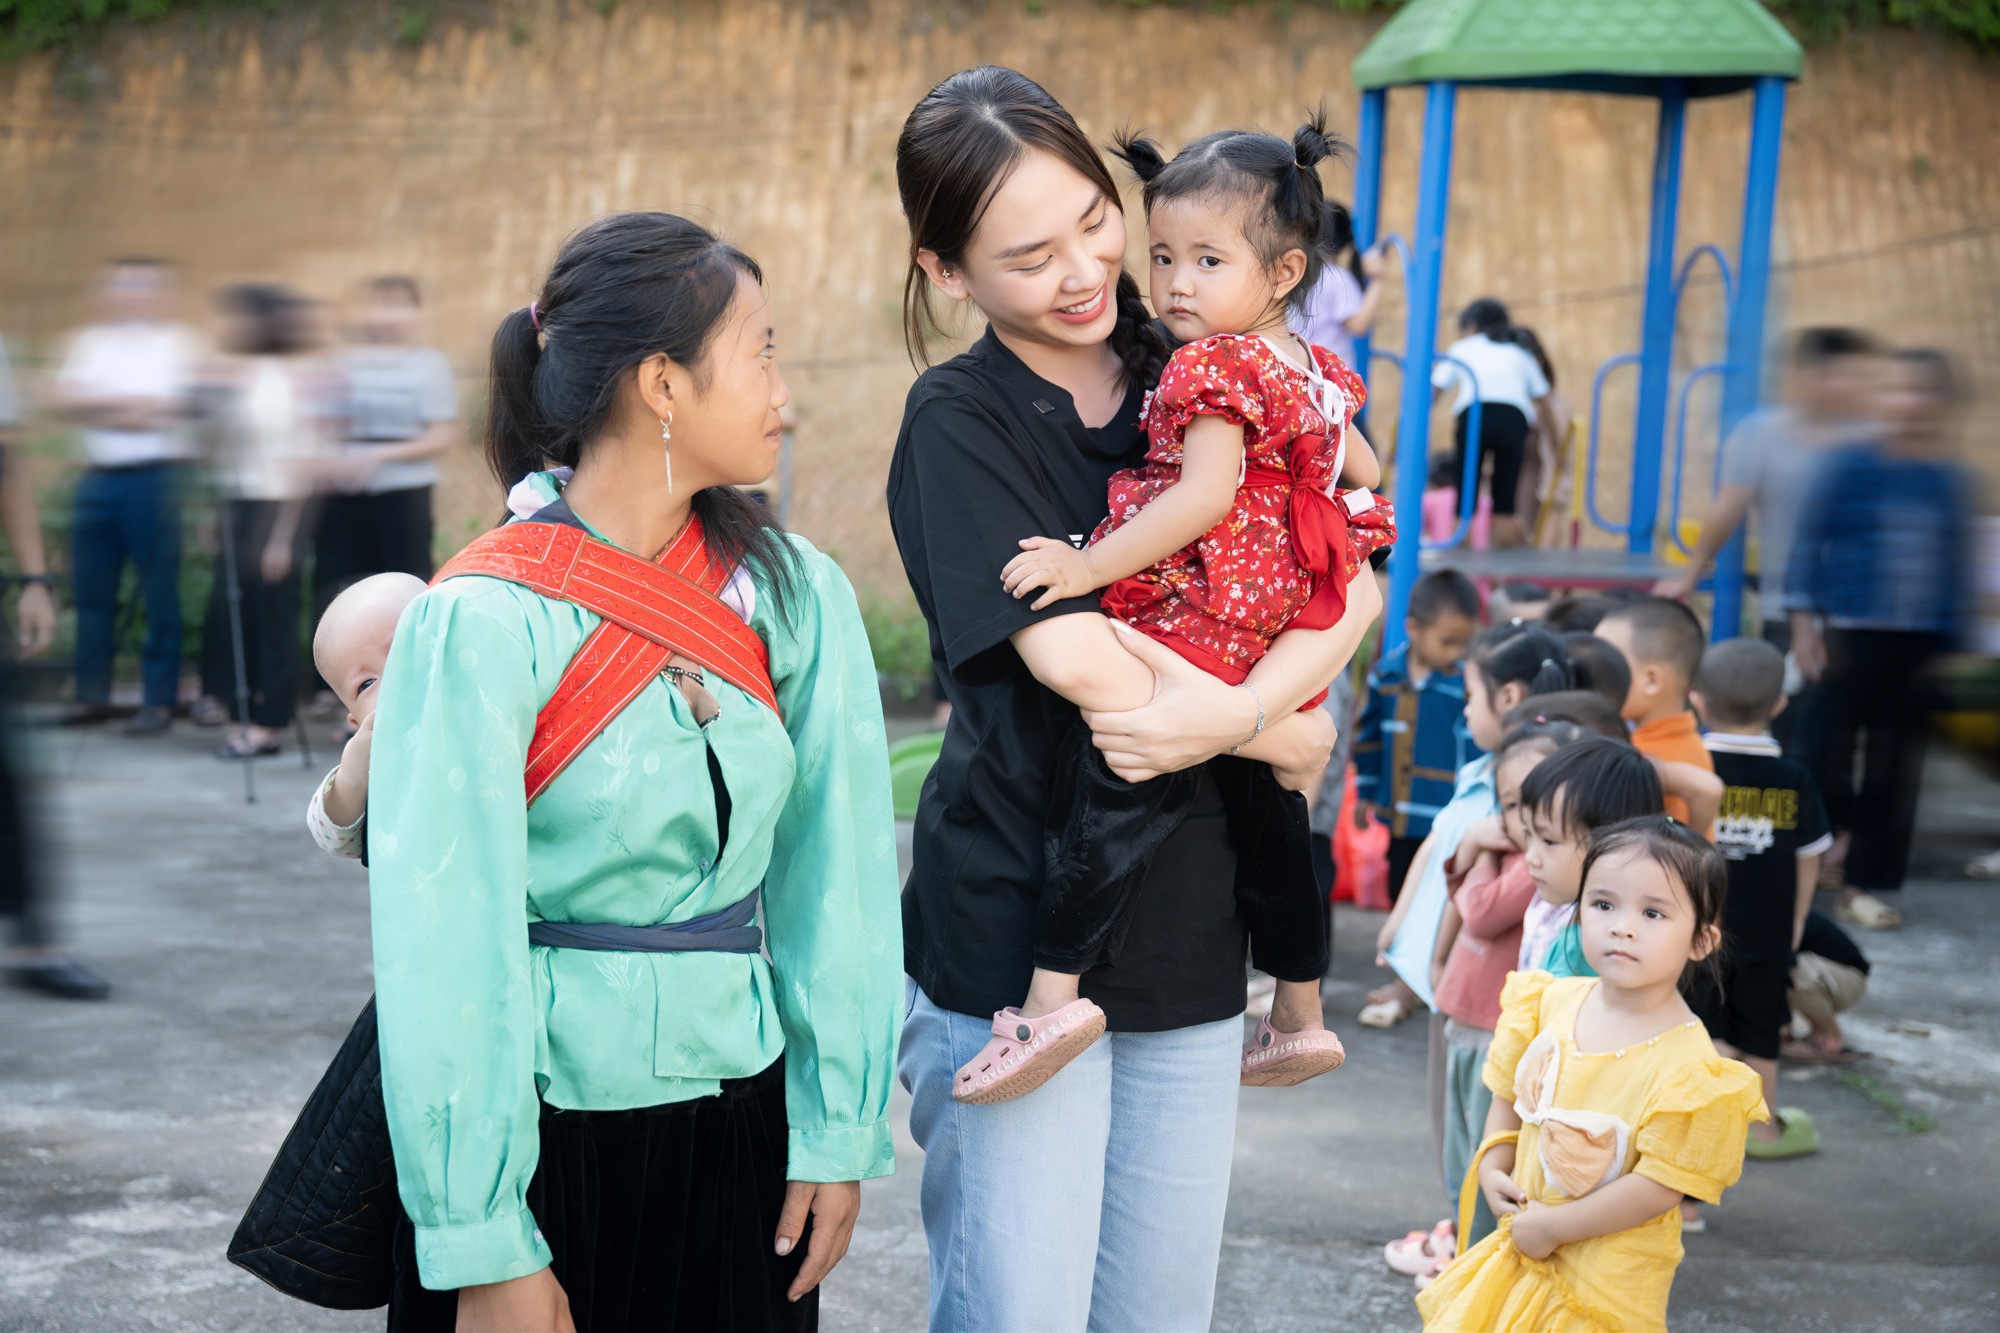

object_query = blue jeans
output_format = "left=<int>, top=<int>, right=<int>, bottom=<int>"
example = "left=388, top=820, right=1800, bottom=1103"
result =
left=70, top=464, right=183, bottom=707
left=899, top=980, right=1240, bottom=1333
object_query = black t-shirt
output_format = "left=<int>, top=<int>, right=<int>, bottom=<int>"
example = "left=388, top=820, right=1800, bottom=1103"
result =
left=1704, top=736, right=1833, bottom=962
left=1797, top=909, right=1871, bottom=975
left=886, top=328, right=1249, bottom=1032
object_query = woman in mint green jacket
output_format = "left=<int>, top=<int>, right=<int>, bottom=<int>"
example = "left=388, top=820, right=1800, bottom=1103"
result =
left=368, top=213, right=901, bottom=1333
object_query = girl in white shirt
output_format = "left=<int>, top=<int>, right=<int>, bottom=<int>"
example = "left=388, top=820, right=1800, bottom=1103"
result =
left=1431, top=298, right=1551, bottom=548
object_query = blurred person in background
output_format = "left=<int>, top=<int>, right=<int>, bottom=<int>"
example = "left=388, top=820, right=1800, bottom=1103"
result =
left=307, top=276, right=456, bottom=720
left=198, top=284, right=331, bottom=759
left=1655, top=328, right=1879, bottom=648
left=1786, top=348, right=1975, bottom=931
left=1290, top=202, right=1391, bottom=376
left=1431, top=299, right=1552, bottom=548
left=0, top=336, right=106, bottom=998
left=1504, top=324, right=1570, bottom=538
left=48, top=258, right=200, bottom=733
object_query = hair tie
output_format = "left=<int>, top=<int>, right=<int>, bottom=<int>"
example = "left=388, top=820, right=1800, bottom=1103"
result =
left=529, top=300, right=542, bottom=331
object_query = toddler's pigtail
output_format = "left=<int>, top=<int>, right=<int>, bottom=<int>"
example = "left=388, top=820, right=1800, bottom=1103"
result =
left=1111, top=131, right=1171, bottom=191
left=1321, top=200, right=1355, bottom=263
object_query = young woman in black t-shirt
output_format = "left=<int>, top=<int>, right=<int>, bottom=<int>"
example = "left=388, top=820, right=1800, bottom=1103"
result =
left=886, top=67, right=1382, bottom=1333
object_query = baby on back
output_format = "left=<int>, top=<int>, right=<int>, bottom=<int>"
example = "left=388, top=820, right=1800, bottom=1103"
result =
left=307, top=573, right=427, bottom=858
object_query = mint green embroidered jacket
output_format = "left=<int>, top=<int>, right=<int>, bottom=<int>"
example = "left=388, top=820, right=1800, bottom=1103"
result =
left=368, top=497, right=901, bottom=1291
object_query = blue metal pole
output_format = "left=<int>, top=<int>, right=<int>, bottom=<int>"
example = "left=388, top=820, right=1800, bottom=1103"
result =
left=1629, top=80, right=1687, bottom=557
left=1350, top=88, right=1387, bottom=402
left=1384, top=81, right=1456, bottom=654
left=1713, top=76, right=1788, bottom=642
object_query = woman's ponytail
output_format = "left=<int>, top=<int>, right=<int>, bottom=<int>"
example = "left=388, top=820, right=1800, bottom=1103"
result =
left=485, top=305, right=550, bottom=489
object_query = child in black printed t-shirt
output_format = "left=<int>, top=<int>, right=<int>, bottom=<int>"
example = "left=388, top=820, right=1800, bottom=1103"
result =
left=1690, top=638, right=1831, bottom=1167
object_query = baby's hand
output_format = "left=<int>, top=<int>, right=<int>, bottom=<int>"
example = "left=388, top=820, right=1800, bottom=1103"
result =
left=342, top=712, right=376, bottom=778
left=1002, top=537, right=1099, bottom=611
left=1508, top=1201, right=1562, bottom=1260
left=1480, top=1160, right=1528, bottom=1220
left=322, top=714, right=376, bottom=828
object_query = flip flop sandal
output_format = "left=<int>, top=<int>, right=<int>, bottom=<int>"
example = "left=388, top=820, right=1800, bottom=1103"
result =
left=1745, top=1107, right=1820, bottom=1159
left=1384, top=1219, right=1455, bottom=1275
left=1680, top=1209, right=1707, bottom=1234
left=1358, top=997, right=1413, bottom=1029
left=215, top=738, right=282, bottom=760
left=1780, top=1038, right=1861, bottom=1066
left=1837, top=893, right=1902, bottom=930
left=1413, top=1251, right=1453, bottom=1290
left=951, top=999, right=1106, bottom=1105
left=1241, top=1014, right=1345, bottom=1086
left=1967, top=849, right=2000, bottom=879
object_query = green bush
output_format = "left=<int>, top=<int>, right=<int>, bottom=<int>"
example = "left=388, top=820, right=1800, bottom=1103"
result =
left=859, top=589, right=934, bottom=700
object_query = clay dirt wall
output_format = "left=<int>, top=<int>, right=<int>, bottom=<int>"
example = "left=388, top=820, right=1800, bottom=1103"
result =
left=1, top=0, right=1995, bottom=601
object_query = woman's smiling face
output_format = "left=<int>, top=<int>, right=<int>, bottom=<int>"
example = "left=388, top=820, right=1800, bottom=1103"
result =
left=919, top=148, right=1126, bottom=351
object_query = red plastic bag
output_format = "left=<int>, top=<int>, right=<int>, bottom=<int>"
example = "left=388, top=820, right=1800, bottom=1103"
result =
left=1332, top=767, right=1392, bottom=911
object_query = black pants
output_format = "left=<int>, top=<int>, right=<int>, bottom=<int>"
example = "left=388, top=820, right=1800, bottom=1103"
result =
left=200, top=499, right=304, bottom=729
left=388, top=1059, right=813, bottom=1333
left=0, top=662, right=48, bottom=949
left=1794, top=628, right=1945, bottom=893
left=1451, top=402, right=1530, bottom=518
left=1388, top=834, right=1425, bottom=907
left=312, top=485, right=434, bottom=689
left=1036, top=723, right=1328, bottom=984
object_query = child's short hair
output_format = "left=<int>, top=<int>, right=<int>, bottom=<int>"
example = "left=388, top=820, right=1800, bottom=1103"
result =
left=1695, top=638, right=1786, bottom=728
left=1492, top=716, right=1590, bottom=767
left=1519, top=736, right=1663, bottom=836
left=1581, top=814, right=1729, bottom=986
left=1793, top=326, right=1877, bottom=368
left=1599, top=596, right=1706, bottom=687
left=1114, top=110, right=1353, bottom=314
left=1410, top=569, right=1480, bottom=626
left=1501, top=689, right=1626, bottom=741
left=1544, top=594, right=1611, bottom=634
left=1563, top=632, right=1632, bottom=715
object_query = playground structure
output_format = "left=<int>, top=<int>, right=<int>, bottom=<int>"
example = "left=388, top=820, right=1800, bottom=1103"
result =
left=1349, top=0, right=1804, bottom=651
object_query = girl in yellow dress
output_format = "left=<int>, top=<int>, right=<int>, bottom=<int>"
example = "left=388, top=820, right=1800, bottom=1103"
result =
left=1418, top=814, right=1768, bottom=1332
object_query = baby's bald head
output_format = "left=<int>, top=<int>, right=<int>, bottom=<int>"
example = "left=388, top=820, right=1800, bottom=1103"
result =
left=313, top=573, right=426, bottom=723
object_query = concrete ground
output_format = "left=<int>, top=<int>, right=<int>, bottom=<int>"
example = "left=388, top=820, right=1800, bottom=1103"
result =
left=2, top=719, right=1998, bottom=1332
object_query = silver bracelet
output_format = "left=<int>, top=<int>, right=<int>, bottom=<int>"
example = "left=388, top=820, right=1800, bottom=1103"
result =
left=1229, top=683, right=1266, bottom=756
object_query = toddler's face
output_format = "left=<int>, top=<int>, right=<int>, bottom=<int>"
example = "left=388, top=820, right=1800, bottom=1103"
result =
left=1495, top=746, right=1551, bottom=851
left=1146, top=196, right=1294, bottom=343
left=321, top=609, right=402, bottom=728
left=1577, top=846, right=1707, bottom=990
left=1523, top=794, right=1587, bottom=906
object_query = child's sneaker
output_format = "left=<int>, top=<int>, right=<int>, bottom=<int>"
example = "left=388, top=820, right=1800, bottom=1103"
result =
left=951, top=999, right=1106, bottom=1105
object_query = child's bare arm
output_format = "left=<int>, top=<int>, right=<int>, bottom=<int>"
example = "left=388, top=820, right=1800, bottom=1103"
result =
left=1432, top=899, right=1462, bottom=989
left=1509, top=1173, right=1684, bottom=1260
left=1002, top=415, right=1245, bottom=611
left=1376, top=834, right=1436, bottom=956
left=1794, top=851, right=1821, bottom=952
left=1340, top=422, right=1382, bottom=490
left=320, top=716, right=374, bottom=828
left=1478, top=1095, right=1528, bottom=1217
left=1653, top=758, right=1722, bottom=833
left=1010, top=614, right=1158, bottom=715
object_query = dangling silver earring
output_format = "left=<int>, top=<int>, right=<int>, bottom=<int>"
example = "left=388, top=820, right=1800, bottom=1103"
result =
left=660, top=412, right=674, bottom=493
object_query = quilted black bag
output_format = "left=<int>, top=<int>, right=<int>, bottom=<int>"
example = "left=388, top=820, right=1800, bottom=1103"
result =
left=226, top=997, right=399, bottom=1309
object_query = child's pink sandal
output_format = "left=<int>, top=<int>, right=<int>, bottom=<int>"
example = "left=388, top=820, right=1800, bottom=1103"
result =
left=1240, top=1014, right=1346, bottom=1086
left=951, top=999, right=1107, bottom=1105
left=1384, top=1219, right=1456, bottom=1276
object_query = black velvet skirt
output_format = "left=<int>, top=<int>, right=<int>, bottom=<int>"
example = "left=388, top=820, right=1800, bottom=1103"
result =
left=388, top=1057, right=814, bottom=1333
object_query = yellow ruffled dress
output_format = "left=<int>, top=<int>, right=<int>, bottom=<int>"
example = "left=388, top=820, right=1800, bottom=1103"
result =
left=1417, top=972, right=1768, bottom=1333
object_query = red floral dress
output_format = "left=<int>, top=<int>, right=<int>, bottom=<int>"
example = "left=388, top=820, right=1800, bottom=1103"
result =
left=1096, top=334, right=1397, bottom=691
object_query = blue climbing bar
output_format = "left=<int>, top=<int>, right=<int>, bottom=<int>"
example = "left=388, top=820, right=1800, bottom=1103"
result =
left=1384, top=81, right=1457, bottom=652
left=1628, top=79, right=1687, bottom=556
left=1712, top=75, right=1789, bottom=641
left=1350, top=87, right=1387, bottom=401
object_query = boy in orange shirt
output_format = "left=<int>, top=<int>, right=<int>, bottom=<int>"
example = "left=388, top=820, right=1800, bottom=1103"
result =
left=1595, top=596, right=1715, bottom=833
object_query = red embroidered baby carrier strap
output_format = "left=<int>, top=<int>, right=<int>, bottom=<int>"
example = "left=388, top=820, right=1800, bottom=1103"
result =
left=432, top=516, right=780, bottom=804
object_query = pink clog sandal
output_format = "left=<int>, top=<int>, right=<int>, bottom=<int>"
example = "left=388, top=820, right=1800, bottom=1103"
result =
left=952, top=999, right=1107, bottom=1105
left=1240, top=1014, right=1346, bottom=1086
left=1384, top=1219, right=1456, bottom=1276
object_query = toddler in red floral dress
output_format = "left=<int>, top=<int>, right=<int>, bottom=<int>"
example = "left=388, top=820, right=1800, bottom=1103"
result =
left=950, top=114, right=1396, bottom=1105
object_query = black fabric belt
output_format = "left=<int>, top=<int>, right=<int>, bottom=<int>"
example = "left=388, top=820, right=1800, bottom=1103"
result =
left=527, top=889, right=762, bottom=954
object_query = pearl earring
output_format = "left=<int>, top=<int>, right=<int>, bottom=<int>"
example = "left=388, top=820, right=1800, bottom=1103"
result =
left=660, top=412, right=674, bottom=493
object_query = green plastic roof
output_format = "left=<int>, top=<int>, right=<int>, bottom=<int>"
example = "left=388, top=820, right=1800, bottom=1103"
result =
left=1353, top=0, right=1802, bottom=97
